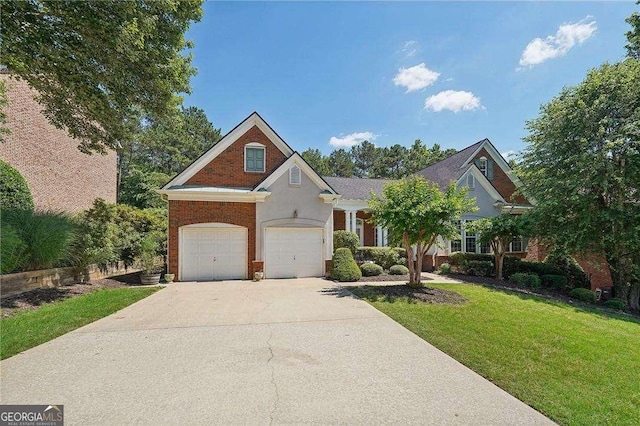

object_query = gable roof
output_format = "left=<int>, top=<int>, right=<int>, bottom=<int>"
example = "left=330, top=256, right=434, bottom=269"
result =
left=161, top=112, right=294, bottom=190
left=414, top=140, right=485, bottom=191
left=323, top=176, right=394, bottom=200
left=254, top=153, right=338, bottom=195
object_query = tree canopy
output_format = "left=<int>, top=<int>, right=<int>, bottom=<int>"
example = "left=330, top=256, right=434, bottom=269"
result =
left=1, top=0, right=203, bottom=153
left=369, top=177, right=476, bottom=287
left=517, top=58, right=640, bottom=309
left=625, top=1, right=640, bottom=59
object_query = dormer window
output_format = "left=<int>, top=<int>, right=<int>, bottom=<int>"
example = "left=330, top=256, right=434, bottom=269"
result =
left=289, top=164, right=301, bottom=185
left=478, top=157, right=487, bottom=176
left=245, top=143, right=265, bottom=173
left=475, top=156, right=493, bottom=180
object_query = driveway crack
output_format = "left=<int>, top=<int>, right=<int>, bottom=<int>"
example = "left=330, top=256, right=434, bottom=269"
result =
left=267, top=328, right=279, bottom=425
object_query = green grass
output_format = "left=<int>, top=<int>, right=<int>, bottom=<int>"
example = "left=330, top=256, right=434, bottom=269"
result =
left=1, top=287, right=160, bottom=360
left=349, top=283, right=640, bottom=425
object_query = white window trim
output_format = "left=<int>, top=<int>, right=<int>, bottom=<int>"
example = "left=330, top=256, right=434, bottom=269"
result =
left=244, top=143, right=266, bottom=173
left=478, top=156, right=487, bottom=176
left=289, top=164, right=301, bottom=186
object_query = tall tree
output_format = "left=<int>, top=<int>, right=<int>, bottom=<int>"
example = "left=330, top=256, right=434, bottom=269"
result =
left=518, top=59, right=640, bottom=310
left=327, top=149, right=355, bottom=177
left=1, top=0, right=203, bottom=153
left=369, top=177, right=476, bottom=287
left=301, top=148, right=330, bottom=176
left=625, top=1, right=640, bottom=59
left=350, top=140, right=377, bottom=177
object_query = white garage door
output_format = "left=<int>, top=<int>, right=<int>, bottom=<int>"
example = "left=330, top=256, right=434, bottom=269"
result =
left=265, top=228, right=324, bottom=279
left=180, top=227, right=247, bottom=281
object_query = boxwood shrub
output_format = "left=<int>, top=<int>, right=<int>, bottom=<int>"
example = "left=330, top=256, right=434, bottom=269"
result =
left=333, top=231, right=359, bottom=256
left=541, top=274, right=568, bottom=290
left=569, top=288, right=597, bottom=304
left=389, top=265, right=409, bottom=275
left=356, top=247, right=399, bottom=270
left=510, top=272, right=541, bottom=289
left=0, top=159, right=34, bottom=211
left=543, top=250, right=590, bottom=289
left=463, top=260, right=494, bottom=277
left=331, top=247, right=362, bottom=282
left=503, top=259, right=562, bottom=278
left=360, top=262, right=383, bottom=277
left=604, top=298, right=627, bottom=311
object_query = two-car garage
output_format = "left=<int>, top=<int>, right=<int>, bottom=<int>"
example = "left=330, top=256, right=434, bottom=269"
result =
left=179, top=225, right=324, bottom=281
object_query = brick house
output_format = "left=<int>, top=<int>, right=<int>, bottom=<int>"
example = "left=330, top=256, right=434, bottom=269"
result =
left=0, top=73, right=117, bottom=212
left=160, top=112, right=612, bottom=289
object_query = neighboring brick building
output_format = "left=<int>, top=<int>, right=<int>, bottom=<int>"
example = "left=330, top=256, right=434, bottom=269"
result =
left=0, top=73, right=117, bottom=212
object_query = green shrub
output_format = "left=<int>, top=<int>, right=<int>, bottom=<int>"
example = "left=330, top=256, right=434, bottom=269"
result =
left=543, top=249, right=590, bottom=289
left=463, top=260, right=494, bottom=277
left=1, top=210, right=76, bottom=271
left=333, top=231, right=359, bottom=255
left=439, top=263, right=451, bottom=273
left=0, top=160, right=34, bottom=211
left=331, top=247, right=362, bottom=282
left=360, top=262, right=383, bottom=277
left=569, top=288, right=597, bottom=304
left=510, top=272, right=541, bottom=289
left=448, top=252, right=494, bottom=266
left=503, top=259, right=562, bottom=278
left=604, top=298, right=626, bottom=311
left=355, top=247, right=399, bottom=269
left=541, top=274, right=568, bottom=290
left=389, top=265, right=409, bottom=275
left=0, top=223, right=26, bottom=274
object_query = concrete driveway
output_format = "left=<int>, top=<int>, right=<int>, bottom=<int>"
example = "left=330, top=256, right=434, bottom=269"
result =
left=1, top=279, right=553, bottom=425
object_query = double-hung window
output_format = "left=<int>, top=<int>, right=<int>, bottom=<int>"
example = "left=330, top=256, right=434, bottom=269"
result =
left=245, top=143, right=265, bottom=172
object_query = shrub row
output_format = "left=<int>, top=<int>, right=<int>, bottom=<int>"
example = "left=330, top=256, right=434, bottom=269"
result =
left=569, top=288, right=597, bottom=304
left=510, top=272, right=541, bottom=289
left=355, top=247, right=407, bottom=269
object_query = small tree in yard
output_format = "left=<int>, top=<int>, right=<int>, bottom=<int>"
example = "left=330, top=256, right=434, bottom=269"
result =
left=368, top=177, right=476, bottom=288
left=468, top=214, right=525, bottom=280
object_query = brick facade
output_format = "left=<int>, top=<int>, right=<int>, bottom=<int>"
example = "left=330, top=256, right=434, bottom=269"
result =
left=472, top=147, right=528, bottom=205
left=168, top=200, right=256, bottom=280
left=0, top=75, right=117, bottom=212
left=185, top=125, right=287, bottom=188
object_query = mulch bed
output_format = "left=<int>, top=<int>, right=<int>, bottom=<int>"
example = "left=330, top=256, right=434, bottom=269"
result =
left=1, top=272, right=144, bottom=318
left=357, top=272, right=411, bottom=282
left=343, top=284, right=467, bottom=305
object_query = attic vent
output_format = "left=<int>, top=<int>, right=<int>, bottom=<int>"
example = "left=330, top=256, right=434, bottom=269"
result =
left=467, top=174, right=475, bottom=189
left=289, top=164, right=301, bottom=185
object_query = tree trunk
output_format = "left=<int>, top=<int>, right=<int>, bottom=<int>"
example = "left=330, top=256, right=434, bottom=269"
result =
left=496, top=253, right=504, bottom=280
left=414, top=242, right=423, bottom=288
left=403, top=232, right=418, bottom=287
left=629, top=282, right=640, bottom=312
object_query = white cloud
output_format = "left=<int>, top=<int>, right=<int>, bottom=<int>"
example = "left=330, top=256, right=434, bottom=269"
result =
left=519, top=17, right=597, bottom=68
left=501, top=150, right=517, bottom=160
left=424, top=90, right=482, bottom=113
left=393, top=63, right=440, bottom=92
left=402, top=40, right=418, bottom=57
left=329, top=131, right=377, bottom=148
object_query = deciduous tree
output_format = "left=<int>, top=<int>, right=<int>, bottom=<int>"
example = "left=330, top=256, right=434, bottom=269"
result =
left=368, top=177, right=476, bottom=287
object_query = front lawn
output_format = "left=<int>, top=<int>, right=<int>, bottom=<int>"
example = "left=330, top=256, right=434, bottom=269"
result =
left=348, top=283, right=640, bottom=426
left=1, top=287, right=160, bottom=360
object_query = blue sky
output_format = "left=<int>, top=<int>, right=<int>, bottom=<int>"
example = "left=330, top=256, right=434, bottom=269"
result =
left=184, top=1, right=636, bottom=158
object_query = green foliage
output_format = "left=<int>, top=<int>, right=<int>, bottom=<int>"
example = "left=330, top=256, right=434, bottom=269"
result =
left=503, top=259, right=563, bottom=279
left=331, top=248, right=362, bottom=282
left=1, top=210, right=75, bottom=271
left=389, top=265, right=409, bottom=275
left=137, top=232, right=164, bottom=274
left=0, top=223, right=26, bottom=274
left=301, top=148, right=330, bottom=176
left=518, top=59, right=640, bottom=309
left=448, top=252, right=494, bottom=266
left=543, top=249, right=590, bottom=289
left=625, top=2, right=640, bottom=59
left=355, top=247, right=400, bottom=270
left=1, top=1, right=203, bottom=153
left=569, top=288, right=597, bottom=304
left=369, top=177, right=476, bottom=286
left=327, top=149, right=355, bottom=177
left=360, top=262, right=383, bottom=277
left=0, top=80, right=10, bottom=142
left=119, top=167, right=170, bottom=209
left=510, top=272, right=541, bottom=289
left=541, top=275, right=568, bottom=291
left=0, top=160, right=34, bottom=211
left=463, top=260, right=494, bottom=277
left=604, top=298, right=627, bottom=311
left=333, top=231, right=359, bottom=255
left=439, top=263, right=451, bottom=273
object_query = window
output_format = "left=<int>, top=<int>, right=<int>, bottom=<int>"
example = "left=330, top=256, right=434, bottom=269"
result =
left=289, top=164, right=301, bottom=185
left=480, top=242, right=491, bottom=254
left=450, top=220, right=462, bottom=252
left=245, top=144, right=265, bottom=172
left=478, top=157, right=487, bottom=176
left=509, top=236, right=524, bottom=252
left=467, top=174, right=475, bottom=189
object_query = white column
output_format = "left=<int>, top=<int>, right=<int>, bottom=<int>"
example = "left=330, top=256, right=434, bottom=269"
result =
left=376, top=225, right=383, bottom=247
left=382, top=228, right=388, bottom=247
left=351, top=211, right=358, bottom=236
left=344, top=210, right=350, bottom=232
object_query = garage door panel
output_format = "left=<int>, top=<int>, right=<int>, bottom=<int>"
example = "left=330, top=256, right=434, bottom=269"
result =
left=180, top=228, right=247, bottom=281
left=265, top=228, right=323, bottom=279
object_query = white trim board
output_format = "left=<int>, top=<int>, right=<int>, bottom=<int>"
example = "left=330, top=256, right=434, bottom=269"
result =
left=457, top=166, right=506, bottom=203
left=162, top=112, right=294, bottom=189
left=462, top=139, right=524, bottom=188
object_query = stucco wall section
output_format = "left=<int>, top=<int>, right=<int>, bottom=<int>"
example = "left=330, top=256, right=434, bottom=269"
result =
left=0, top=75, right=117, bottom=212
left=185, top=125, right=287, bottom=188
left=256, top=168, right=333, bottom=260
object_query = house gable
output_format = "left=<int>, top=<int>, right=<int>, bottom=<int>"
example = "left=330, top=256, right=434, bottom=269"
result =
left=463, top=140, right=529, bottom=205
left=162, top=112, right=294, bottom=190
